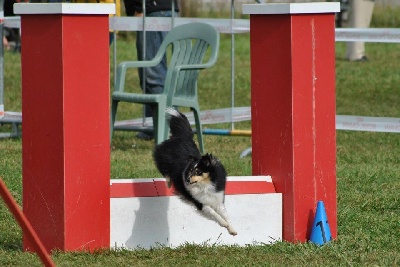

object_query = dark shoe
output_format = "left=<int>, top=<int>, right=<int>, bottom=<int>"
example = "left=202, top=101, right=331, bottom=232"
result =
left=354, top=56, right=369, bottom=62
left=136, top=132, right=154, bottom=141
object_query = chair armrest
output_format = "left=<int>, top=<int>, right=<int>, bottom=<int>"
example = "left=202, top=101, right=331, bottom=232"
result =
left=118, top=60, right=159, bottom=69
left=114, top=60, right=161, bottom=93
left=114, top=52, right=166, bottom=93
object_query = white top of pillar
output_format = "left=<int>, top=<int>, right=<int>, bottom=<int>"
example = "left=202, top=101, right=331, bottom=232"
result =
left=14, top=3, right=115, bottom=15
left=243, top=2, right=340, bottom=15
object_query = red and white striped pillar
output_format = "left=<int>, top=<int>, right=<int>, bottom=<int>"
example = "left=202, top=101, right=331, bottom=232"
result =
left=15, top=3, right=114, bottom=252
left=243, top=2, right=339, bottom=242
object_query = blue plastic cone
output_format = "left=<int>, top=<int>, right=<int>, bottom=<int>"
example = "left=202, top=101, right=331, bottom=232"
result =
left=309, top=201, right=332, bottom=245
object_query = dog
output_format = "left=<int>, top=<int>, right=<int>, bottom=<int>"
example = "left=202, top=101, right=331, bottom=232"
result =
left=153, top=108, right=237, bottom=236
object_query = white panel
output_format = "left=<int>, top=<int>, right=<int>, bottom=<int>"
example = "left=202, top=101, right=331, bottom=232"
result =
left=111, top=194, right=282, bottom=249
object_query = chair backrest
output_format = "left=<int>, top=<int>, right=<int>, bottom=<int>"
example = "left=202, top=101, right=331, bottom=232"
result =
left=156, top=22, right=220, bottom=103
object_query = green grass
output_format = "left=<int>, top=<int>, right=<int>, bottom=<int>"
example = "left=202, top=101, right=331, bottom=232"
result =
left=372, top=5, right=400, bottom=28
left=1, top=12, right=400, bottom=267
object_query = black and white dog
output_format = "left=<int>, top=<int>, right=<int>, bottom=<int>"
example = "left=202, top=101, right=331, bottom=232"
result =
left=153, top=108, right=237, bottom=236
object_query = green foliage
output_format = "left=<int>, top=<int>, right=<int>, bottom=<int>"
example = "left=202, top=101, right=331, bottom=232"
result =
left=1, top=9, right=400, bottom=266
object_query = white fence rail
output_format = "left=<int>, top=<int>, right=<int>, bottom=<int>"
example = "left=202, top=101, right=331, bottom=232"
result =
left=5, top=16, right=400, bottom=43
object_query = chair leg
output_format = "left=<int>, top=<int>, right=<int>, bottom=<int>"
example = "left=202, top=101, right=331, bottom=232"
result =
left=192, top=108, right=204, bottom=153
left=155, top=103, right=168, bottom=144
left=110, top=100, right=119, bottom=144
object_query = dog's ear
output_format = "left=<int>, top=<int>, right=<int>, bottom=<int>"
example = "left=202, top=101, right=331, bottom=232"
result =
left=201, top=153, right=220, bottom=167
left=202, top=153, right=209, bottom=166
left=208, top=153, right=222, bottom=166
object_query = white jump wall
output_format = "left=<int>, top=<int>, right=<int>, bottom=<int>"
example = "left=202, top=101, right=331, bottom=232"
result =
left=110, top=176, right=282, bottom=249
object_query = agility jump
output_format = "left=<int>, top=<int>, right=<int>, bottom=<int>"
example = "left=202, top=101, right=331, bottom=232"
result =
left=10, top=2, right=339, bottom=253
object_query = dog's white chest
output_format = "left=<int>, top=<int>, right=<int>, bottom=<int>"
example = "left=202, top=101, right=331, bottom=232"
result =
left=188, top=183, right=224, bottom=206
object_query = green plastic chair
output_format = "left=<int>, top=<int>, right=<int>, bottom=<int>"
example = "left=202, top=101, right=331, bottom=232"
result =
left=110, top=22, right=220, bottom=153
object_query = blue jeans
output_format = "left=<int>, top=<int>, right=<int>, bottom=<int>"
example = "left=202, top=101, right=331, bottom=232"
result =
left=136, top=11, right=177, bottom=118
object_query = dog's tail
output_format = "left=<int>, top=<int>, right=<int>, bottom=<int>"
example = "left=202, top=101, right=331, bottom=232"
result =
left=166, top=107, right=194, bottom=139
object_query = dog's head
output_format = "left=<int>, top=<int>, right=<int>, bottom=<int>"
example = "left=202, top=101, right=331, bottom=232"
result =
left=187, top=154, right=225, bottom=185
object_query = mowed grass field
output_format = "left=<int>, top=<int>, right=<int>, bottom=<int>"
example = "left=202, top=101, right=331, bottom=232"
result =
left=0, top=7, right=399, bottom=266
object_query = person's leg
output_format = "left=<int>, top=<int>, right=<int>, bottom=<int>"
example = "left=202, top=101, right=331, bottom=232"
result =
left=135, top=11, right=177, bottom=139
left=346, top=0, right=375, bottom=60
left=137, top=11, right=176, bottom=118
left=136, top=30, right=167, bottom=118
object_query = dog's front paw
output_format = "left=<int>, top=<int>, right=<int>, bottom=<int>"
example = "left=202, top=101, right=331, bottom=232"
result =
left=227, top=226, right=237, bottom=236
